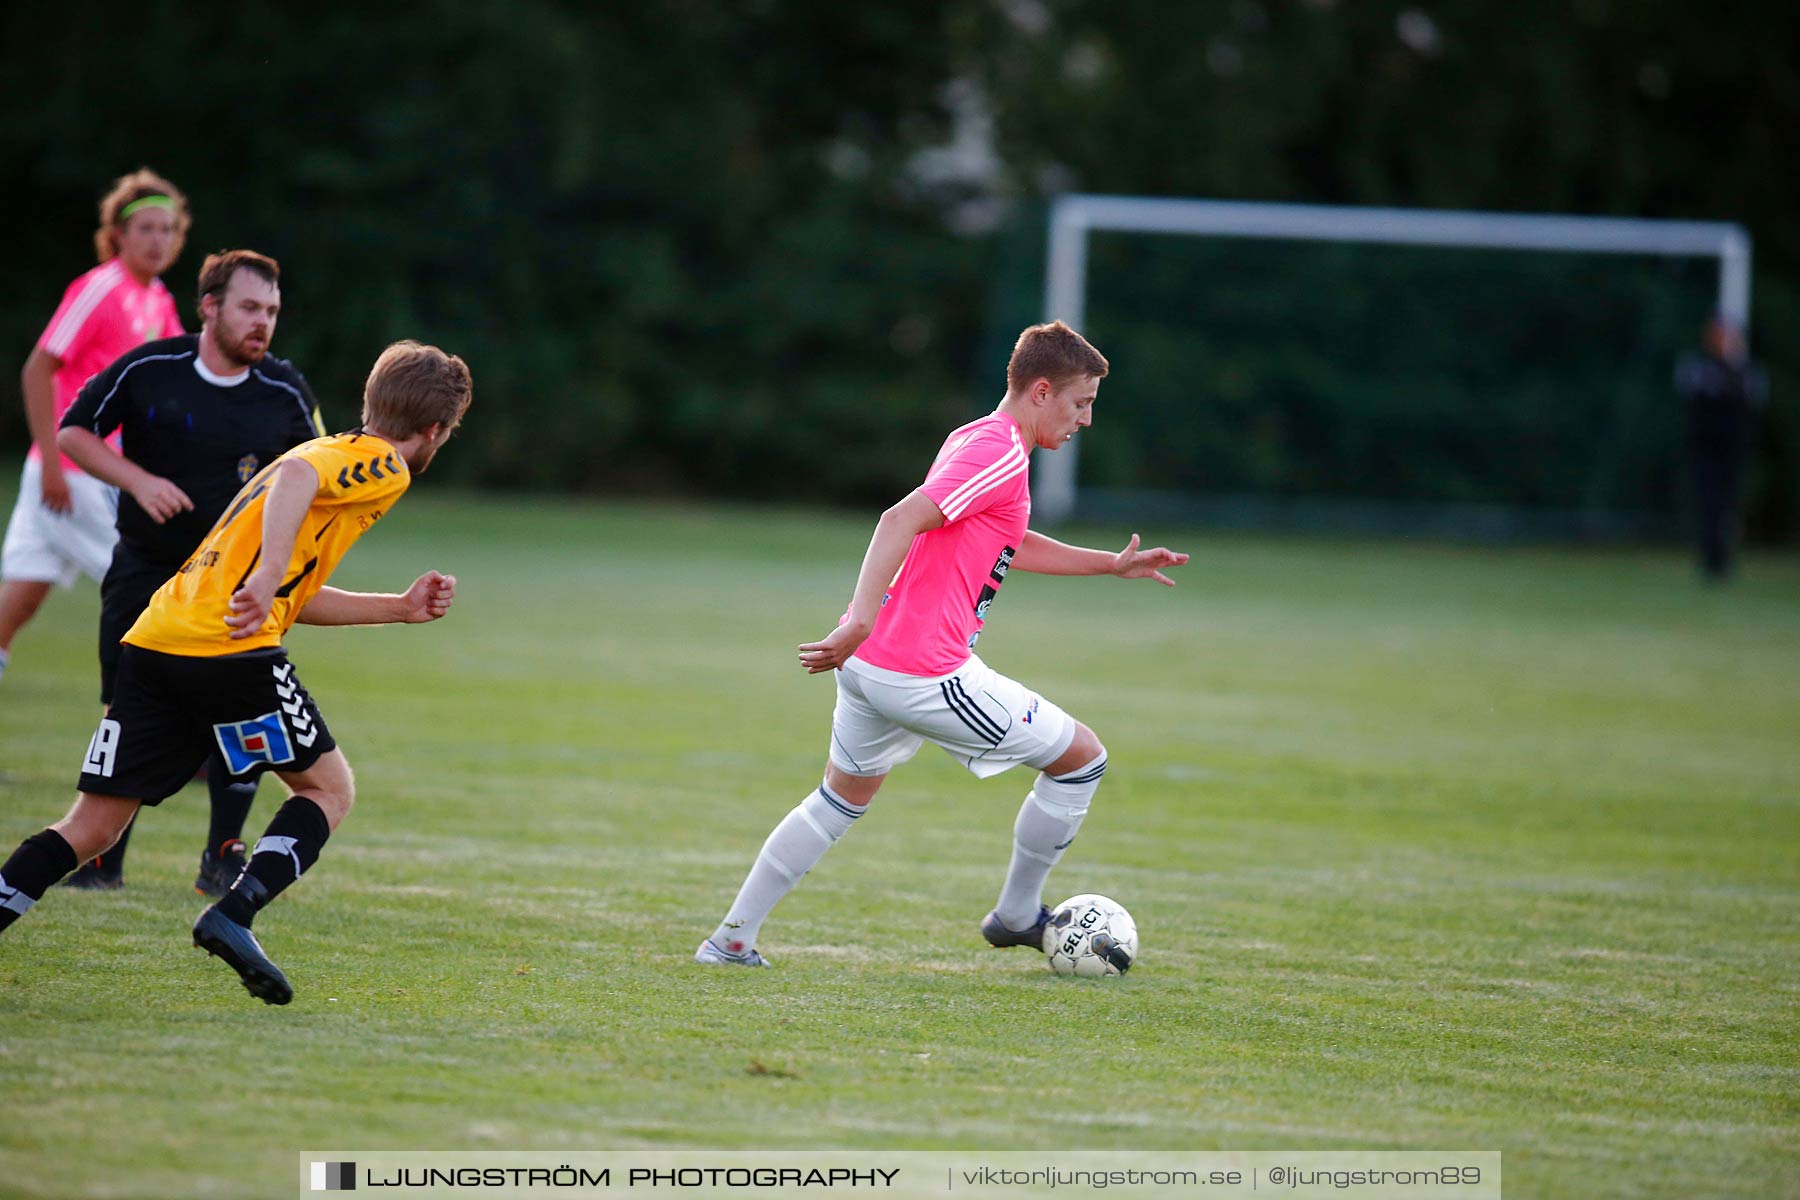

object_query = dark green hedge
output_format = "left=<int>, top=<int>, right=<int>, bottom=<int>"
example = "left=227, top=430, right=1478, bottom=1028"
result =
left=2, top=1, right=1793, bottom=536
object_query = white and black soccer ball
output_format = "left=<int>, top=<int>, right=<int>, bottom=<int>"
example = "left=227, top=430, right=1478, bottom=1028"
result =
left=1043, top=893, right=1137, bottom=977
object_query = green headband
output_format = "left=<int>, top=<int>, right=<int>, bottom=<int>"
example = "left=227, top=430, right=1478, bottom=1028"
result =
left=119, top=195, right=175, bottom=220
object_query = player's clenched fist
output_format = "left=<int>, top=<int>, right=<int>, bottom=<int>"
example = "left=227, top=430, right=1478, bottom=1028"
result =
left=402, top=571, right=456, bottom=623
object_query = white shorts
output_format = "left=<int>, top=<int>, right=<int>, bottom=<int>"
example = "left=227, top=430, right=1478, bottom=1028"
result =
left=1, top=457, right=119, bottom=587
left=829, top=654, right=1076, bottom=780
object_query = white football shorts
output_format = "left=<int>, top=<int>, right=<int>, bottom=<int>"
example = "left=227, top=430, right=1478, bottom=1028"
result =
left=829, top=654, right=1076, bottom=780
left=1, top=457, right=119, bottom=587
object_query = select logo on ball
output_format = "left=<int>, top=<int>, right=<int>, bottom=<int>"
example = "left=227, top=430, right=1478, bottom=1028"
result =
left=1044, top=894, right=1137, bottom=977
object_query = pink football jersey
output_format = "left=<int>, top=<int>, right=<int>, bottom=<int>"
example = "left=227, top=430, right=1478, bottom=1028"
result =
left=34, top=259, right=183, bottom=471
left=853, top=411, right=1031, bottom=677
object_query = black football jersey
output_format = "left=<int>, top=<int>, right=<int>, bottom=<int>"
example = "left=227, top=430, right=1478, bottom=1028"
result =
left=61, top=334, right=325, bottom=566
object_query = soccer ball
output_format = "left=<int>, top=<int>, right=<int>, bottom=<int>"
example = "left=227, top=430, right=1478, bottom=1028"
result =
left=1043, top=894, right=1137, bottom=977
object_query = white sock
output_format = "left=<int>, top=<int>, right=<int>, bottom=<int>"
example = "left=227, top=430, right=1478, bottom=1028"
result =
left=994, top=749, right=1107, bottom=927
left=0, top=648, right=9, bottom=681
left=710, top=783, right=864, bottom=953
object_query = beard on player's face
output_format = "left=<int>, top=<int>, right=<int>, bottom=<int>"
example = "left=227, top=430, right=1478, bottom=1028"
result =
left=205, top=274, right=280, bottom=368
left=212, top=318, right=269, bottom=367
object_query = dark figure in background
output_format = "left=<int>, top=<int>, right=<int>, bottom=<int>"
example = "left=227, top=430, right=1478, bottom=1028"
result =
left=1675, top=315, right=1767, bottom=581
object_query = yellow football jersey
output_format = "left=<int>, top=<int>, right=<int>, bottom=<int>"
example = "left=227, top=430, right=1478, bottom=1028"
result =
left=125, top=432, right=411, bottom=657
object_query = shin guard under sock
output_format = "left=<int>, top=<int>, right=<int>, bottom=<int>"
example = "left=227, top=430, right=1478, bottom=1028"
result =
left=0, top=830, right=79, bottom=932
left=215, top=796, right=330, bottom=927
left=995, top=749, right=1107, bottom=926
left=710, top=783, right=865, bottom=954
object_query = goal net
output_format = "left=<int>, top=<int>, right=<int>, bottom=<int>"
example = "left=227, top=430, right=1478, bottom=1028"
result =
left=1035, top=196, right=1752, bottom=538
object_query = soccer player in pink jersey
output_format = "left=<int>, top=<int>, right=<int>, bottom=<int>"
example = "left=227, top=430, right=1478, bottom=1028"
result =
left=0, top=169, right=189, bottom=681
left=698, top=321, right=1189, bottom=967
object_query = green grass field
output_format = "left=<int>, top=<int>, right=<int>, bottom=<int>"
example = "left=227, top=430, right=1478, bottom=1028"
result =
left=1, top=484, right=1796, bottom=1200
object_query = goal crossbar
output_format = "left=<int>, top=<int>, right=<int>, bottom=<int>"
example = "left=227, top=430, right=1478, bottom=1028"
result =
left=1037, top=193, right=1753, bottom=523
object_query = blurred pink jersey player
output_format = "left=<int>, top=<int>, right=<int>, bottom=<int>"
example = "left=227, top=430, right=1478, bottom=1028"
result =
left=35, top=259, right=183, bottom=470
left=699, top=321, right=1189, bottom=968
left=1, top=170, right=189, bottom=680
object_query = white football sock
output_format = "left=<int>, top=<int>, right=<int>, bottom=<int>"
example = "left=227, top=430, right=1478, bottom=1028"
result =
left=710, top=782, right=865, bottom=954
left=994, top=749, right=1107, bottom=927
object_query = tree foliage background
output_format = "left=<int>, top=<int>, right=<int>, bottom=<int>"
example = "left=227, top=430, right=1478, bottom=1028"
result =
left=2, top=0, right=1794, bottom=536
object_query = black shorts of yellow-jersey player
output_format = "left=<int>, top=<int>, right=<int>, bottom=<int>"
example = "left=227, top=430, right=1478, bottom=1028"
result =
left=79, top=645, right=337, bottom=802
left=0, top=340, right=472, bottom=1007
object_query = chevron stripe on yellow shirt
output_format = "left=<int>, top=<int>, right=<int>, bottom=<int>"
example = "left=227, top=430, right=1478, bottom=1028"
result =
left=124, top=432, right=411, bottom=657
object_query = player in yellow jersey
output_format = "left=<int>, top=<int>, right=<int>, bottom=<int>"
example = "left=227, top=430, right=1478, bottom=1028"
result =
left=0, top=341, right=471, bottom=1006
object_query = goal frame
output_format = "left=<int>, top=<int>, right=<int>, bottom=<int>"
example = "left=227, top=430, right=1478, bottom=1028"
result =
left=1035, top=194, right=1753, bottom=524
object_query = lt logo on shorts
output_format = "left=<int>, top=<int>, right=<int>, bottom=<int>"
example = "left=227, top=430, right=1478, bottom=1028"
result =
left=213, top=712, right=297, bottom=775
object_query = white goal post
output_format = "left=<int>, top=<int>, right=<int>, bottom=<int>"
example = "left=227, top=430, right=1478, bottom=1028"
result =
left=1035, top=194, right=1754, bottom=524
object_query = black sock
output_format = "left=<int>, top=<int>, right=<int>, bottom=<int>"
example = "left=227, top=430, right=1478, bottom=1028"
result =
left=94, top=813, right=135, bottom=875
left=205, top=757, right=258, bottom=854
left=0, top=830, right=79, bottom=932
left=216, top=796, right=331, bottom=928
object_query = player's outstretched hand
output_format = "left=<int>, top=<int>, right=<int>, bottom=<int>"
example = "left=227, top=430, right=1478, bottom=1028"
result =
left=399, top=571, right=457, bottom=623
left=226, top=569, right=279, bottom=638
left=1110, top=533, right=1189, bottom=586
left=130, top=475, right=194, bottom=525
left=798, top=621, right=869, bottom=675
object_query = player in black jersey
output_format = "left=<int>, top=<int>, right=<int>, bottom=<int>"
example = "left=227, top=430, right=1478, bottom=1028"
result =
left=56, top=249, right=323, bottom=894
